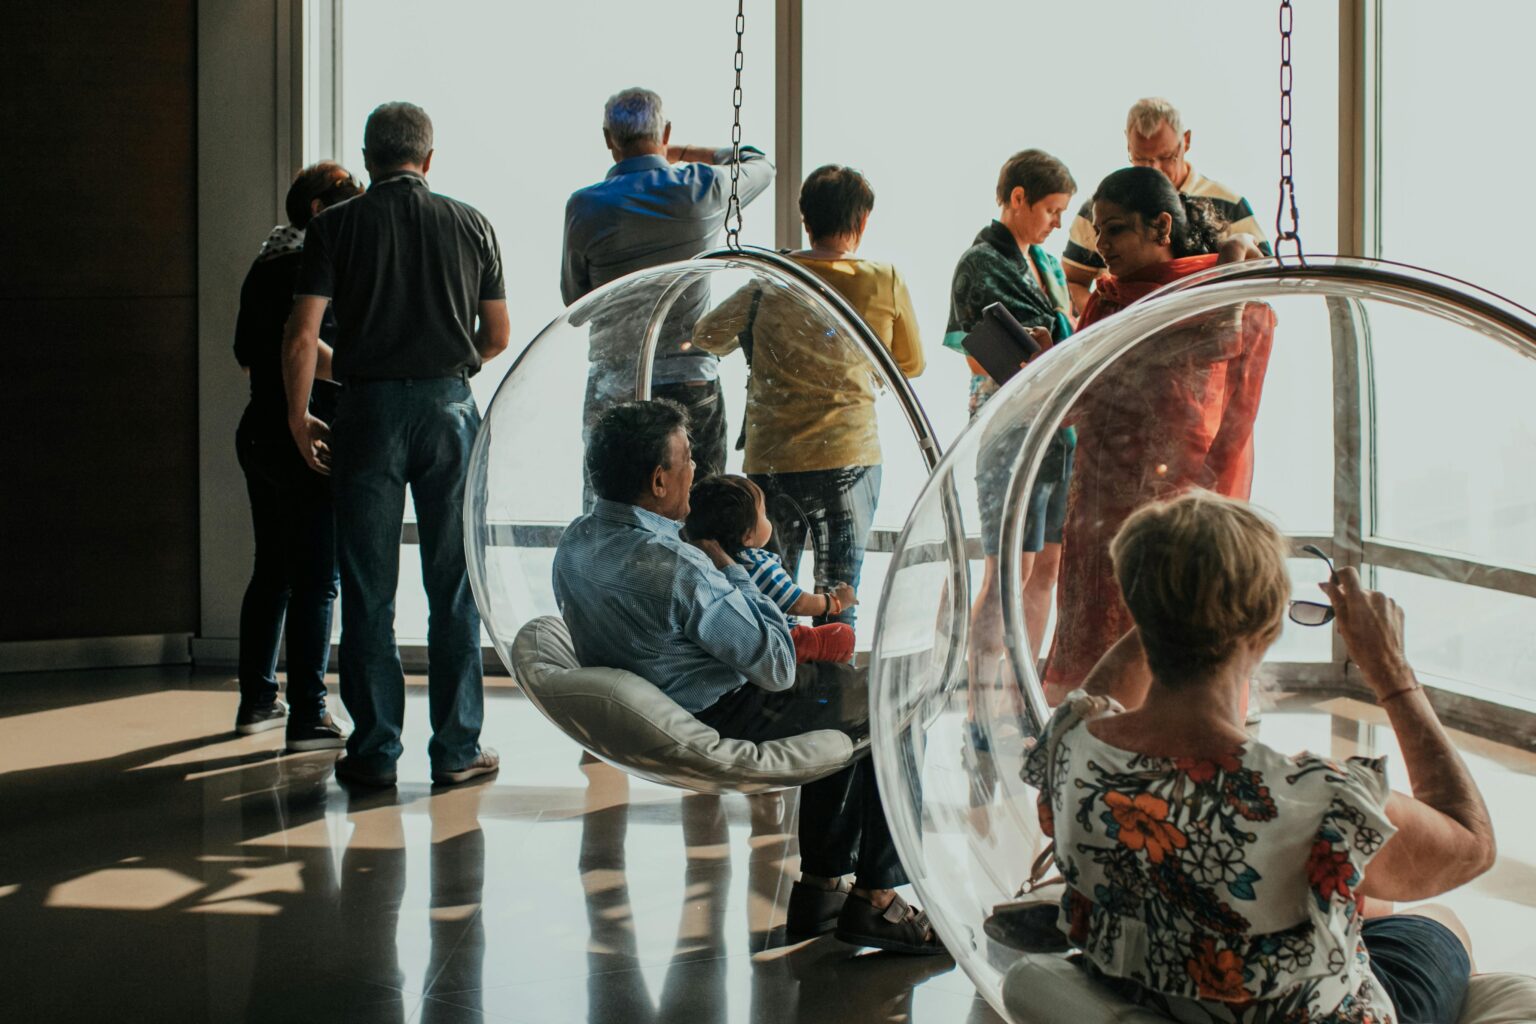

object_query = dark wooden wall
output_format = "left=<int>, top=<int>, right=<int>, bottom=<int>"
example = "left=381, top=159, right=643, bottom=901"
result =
left=0, top=2, right=200, bottom=641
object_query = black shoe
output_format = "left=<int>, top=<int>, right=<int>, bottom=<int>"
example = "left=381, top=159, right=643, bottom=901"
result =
left=786, top=879, right=850, bottom=936
left=334, top=755, right=397, bottom=788
left=285, top=714, right=349, bottom=752
left=982, top=900, right=1070, bottom=952
left=235, top=699, right=288, bottom=735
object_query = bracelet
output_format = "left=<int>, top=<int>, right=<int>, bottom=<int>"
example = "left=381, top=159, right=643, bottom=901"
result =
left=824, top=592, right=838, bottom=617
left=1378, top=685, right=1421, bottom=705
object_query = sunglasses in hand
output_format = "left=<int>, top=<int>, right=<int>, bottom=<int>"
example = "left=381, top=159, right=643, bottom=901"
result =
left=1288, top=544, right=1337, bottom=627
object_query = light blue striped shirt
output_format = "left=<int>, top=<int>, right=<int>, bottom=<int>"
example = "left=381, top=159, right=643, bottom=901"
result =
left=551, top=499, right=796, bottom=713
left=736, top=547, right=804, bottom=617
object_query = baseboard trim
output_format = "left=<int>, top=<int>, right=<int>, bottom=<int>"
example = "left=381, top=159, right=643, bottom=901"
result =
left=190, top=639, right=510, bottom=676
left=0, top=633, right=193, bottom=674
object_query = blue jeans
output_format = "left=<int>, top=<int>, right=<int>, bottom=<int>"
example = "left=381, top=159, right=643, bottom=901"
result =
left=1363, top=915, right=1472, bottom=1023
left=749, top=464, right=881, bottom=629
left=235, top=408, right=338, bottom=721
left=330, top=377, right=484, bottom=773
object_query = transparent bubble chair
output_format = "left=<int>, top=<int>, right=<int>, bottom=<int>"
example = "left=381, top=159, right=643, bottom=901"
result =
left=866, top=257, right=1536, bottom=1023
left=465, top=248, right=951, bottom=793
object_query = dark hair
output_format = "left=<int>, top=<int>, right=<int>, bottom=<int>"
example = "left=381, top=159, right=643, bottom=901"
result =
left=1091, top=166, right=1224, bottom=258
left=996, top=149, right=1077, bottom=207
left=285, top=161, right=363, bottom=228
left=684, top=475, right=762, bottom=548
left=585, top=400, right=689, bottom=502
left=798, top=164, right=875, bottom=241
left=363, top=101, right=434, bottom=169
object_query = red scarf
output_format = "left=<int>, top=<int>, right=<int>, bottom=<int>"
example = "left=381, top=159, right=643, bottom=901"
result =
left=1079, top=253, right=1220, bottom=328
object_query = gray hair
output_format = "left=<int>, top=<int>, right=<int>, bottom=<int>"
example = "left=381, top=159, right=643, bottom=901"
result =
left=603, top=88, right=666, bottom=147
left=363, top=101, right=434, bottom=169
left=1126, top=96, right=1183, bottom=138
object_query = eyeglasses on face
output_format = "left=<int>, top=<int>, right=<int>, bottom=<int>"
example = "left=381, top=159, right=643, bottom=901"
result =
left=1287, top=543, right=1337, bottom=627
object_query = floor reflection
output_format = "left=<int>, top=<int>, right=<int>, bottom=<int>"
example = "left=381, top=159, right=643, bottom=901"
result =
left=0, top=667, right=1526, bottom=1022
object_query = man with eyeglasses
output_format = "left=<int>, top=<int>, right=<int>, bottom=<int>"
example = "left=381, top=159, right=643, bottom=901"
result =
left=1061, top=97, right=1271, bottom=315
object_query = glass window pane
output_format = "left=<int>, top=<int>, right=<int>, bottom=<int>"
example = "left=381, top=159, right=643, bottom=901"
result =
left=341, top=1, right=777, bottom=642
left=1367, top=302, right=1536, bottom=570
left=1374, top=567, right=1536, bottom=710
left=1381, top=3, right=1536, bottom=305
left=803, top=0, right=1337, bottom=529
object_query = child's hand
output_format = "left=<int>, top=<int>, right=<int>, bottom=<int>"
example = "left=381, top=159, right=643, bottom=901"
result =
left=831, top=582, right=858, bottom=609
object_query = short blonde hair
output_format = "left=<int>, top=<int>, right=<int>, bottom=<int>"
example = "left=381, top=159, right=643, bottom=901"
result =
left=1126, top=96, right=1183, bottom=138
left=1110, top=491, right=1288, bottom=679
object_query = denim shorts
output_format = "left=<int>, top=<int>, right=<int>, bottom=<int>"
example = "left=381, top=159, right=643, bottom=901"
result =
left=977, top=427, right=1075, bottom=556
left=1363, top=914, right=1471, bottom=1023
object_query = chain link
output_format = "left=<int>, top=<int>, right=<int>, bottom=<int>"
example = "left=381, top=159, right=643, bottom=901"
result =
left=1275, top=0, right=1305, bottom=263
left=724, top=0, right=746, bottom=249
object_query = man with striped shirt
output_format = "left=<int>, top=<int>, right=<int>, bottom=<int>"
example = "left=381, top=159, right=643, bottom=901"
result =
left=1062, top=97, right=1271, bottom=313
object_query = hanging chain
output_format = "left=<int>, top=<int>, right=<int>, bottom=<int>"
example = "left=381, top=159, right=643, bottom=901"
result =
left=1275, top=0, right=1306, bottom=263
left=724, top=0, right=746, bottom=249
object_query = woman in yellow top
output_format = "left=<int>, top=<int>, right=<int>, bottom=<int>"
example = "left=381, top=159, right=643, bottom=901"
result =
left=694, top=165, right=924, bottom=628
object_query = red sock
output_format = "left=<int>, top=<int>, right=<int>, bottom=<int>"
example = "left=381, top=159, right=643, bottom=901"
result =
left=791, top=623, right=855, bottom=664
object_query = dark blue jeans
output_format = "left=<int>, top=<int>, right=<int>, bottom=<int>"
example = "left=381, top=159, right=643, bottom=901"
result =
left=330, top=377, right=484, bottom=773
left=235, top=408, right=338, bottom=721
left=749, top=465, right=881, bottom=629
left=696, top=663, right=905, bottom=889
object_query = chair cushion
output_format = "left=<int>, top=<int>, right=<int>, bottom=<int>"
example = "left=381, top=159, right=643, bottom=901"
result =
left=1000, top=955, right=1536, bottom=1024
left=509, top=615, right=856, bottom=793
left=1460, top=973, right=1536, bottom=1024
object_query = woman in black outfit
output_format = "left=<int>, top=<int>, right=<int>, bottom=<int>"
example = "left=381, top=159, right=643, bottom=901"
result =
left=233, top=162, right=363, bottom=748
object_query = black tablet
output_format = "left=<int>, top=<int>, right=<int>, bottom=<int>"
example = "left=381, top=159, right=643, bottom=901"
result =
left=961, top=302, right=1043, bottom=385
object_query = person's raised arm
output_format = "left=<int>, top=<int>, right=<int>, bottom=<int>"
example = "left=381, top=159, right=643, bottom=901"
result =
left=682, top=539, right=796, bottom=693
left=690, top=283, right=755, bottom=355
left=1324, top=569, right=1497, bottom=900
left=475, top=299, right=511, bottom=361
left=695, top=145, right=775, bottom=212
left=282, top=296, right=332, bottom=475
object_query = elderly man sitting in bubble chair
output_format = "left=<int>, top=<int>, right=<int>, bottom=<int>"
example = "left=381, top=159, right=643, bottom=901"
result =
left=551, top=398, right=944, bottom=956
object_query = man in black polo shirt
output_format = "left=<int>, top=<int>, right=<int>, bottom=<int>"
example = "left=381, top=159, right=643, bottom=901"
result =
left=283, top=101, right=510, bottom=788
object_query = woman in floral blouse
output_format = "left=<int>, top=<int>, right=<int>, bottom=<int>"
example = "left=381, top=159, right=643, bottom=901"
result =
left=1026, top=491, right=1496, bottom=1023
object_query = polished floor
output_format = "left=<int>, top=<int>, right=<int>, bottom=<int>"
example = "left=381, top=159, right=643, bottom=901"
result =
left=0, top=668, right=1531, bottom=1023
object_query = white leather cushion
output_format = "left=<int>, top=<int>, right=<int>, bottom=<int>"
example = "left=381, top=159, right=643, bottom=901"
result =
left=510, top=615, right=856, bottom=793
left=1460, top=974, right=1536, bottom=1024
left=1001, top=954, right=1168, bottom=1024
left=1001, top=955, right=1536, bottom=1024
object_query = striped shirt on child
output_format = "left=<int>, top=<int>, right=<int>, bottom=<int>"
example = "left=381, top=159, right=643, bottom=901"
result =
left=736, top=547, right=804, bottom=618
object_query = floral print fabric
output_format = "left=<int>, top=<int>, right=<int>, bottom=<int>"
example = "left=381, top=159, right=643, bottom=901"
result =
left=1025, top=694, right=1400, bottom=1023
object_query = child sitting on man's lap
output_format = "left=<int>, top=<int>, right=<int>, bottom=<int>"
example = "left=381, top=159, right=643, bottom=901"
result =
left=686, top=474, right=857, bottom=664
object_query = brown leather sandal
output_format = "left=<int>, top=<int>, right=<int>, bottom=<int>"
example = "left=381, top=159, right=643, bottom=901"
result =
left=834, top=892, right=947, bottom=956
left=786, top=877, right=851, bottom=936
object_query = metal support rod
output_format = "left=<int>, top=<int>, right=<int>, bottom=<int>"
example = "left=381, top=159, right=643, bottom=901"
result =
left=691, top=246, right=970, bottom=696
left=773, top=0, right=803, bottom=251
left=1328, top=296, right=1369, bottom=672
left=632, top=272, right=699, bottom=401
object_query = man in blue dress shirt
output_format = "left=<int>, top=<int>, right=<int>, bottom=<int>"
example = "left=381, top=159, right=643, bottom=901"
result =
left=553, top=401, right=943, bottom=955
left=560, top=87, right=774, bottom=483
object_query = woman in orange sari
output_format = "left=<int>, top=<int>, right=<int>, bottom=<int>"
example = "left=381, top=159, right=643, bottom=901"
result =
left=1043, top=167, right=1274, bottom=702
